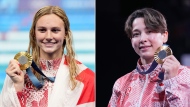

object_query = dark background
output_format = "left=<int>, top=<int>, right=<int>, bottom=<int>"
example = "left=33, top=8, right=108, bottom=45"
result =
left=96, top=0, right=190, bottom=106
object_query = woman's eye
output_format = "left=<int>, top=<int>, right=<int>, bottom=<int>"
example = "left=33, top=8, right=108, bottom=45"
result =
left=52, top=28, right=60, bottom=33
left=38, top=29, right=46, bottom=32
left=147, top=30, right=155, bottom=34
left=132, top=33, right=140, bottom=38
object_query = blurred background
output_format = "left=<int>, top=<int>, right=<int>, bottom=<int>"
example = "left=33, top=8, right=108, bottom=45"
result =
left=0, top=0, right=95, bottom=92
left=96, top=0, right=190, bottom=106
left=1, top=0, right=190, bottom=106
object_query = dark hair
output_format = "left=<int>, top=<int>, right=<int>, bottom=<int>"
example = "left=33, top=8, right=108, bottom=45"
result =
left=125, top=8, right=168, bottom=38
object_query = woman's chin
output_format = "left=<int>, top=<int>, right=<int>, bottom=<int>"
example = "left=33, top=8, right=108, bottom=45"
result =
left=141, top=54, right=154, bottom=60
left=43, top=49, right=55, bottom=54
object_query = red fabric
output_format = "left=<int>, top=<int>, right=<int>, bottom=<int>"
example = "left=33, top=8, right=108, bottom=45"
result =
left=16, top=57, right=95, bottom=107
left=108, top=61, right=190, bottom=107
left=17, top=91, right=26, bottom=107
left=76, top=68, right=95, bottom=105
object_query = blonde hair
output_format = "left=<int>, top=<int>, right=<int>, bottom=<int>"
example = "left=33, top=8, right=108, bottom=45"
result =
left=28, top=6, right=79, bottom=90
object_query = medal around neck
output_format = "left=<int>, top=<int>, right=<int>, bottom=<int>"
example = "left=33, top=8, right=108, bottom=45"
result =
left=14, top=52, right=32, bottom=70
left=154, top=45, right=173, bottom=64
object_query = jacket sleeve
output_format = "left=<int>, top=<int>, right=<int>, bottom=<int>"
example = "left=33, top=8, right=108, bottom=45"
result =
left=108, top=78, right=121, bottom=107
left=0, top=75, right=21, bottom=107
left=163, top=66, right=190, bottom=107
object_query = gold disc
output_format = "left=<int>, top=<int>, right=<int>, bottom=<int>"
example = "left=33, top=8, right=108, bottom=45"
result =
left=14, top=52, right=32, bottom=70
left=154, top=45, right=173, bottom=64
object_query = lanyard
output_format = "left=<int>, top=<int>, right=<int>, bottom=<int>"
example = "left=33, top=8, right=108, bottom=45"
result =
left=136, top=44, right=172, bottom=81
left=26, top=60, right=55, bottom=89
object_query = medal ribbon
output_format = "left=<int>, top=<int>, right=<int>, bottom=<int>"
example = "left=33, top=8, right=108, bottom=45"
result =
left=136, top=44, right=171, bottom=81
left=136, top=60, right=158, bottom=75
left=26, top=60, right=55, bottom=89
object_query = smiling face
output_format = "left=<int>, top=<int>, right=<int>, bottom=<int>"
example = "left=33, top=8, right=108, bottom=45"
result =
left=131, top=18, right=168, bottom=64
left=35, top=14, right=65, bottom=59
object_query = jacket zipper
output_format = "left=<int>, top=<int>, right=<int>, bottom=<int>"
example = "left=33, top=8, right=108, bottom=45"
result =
left=138, top=74, right=148, bottom=107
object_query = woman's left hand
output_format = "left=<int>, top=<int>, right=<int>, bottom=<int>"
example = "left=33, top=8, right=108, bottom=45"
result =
left=162, top=55, right=180, bottom=80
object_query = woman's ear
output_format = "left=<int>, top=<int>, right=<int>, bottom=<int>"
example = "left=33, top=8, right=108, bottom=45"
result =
left=162, top=31, right=168, bottom=43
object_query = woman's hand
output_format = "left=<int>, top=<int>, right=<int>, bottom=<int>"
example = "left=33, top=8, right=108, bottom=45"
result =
left=162, top=55, right=180, bottom=80
left=6, top=59, right=25, bottom=91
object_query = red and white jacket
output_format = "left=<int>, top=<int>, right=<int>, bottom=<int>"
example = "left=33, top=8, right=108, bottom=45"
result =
left=0, top=56, right=95, bottom=107
left=108, top=59, right=190, bottom=107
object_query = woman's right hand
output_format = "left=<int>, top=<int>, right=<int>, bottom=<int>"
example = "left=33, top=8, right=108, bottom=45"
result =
left=6, top=59, right=25, bottom=91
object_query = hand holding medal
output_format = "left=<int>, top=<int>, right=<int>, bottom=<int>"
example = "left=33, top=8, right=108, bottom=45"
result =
left=136, top=44, right=179, bottom=81
left=5, top=58, right=25, bottom=90
left=154, top=44, right=180, bottom=80
left=5, top=52, right=30, bottom=91
left=13, top=51, right=55, bottom=89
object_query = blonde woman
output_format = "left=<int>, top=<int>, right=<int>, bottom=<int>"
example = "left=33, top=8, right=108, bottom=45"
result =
left=0, top=6, right=95, bottom=107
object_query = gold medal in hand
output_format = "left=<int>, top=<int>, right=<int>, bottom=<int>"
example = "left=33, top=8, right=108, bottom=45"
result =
left=14, top=52, right=32, bottom=70
left=154, top=45, right=173, bottom=64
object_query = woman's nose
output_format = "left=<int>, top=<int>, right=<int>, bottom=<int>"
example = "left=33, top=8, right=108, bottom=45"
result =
left=45, top=31, right=53, bottom=41
left=140, top=33, right=148, bottom=42
left=45, top=31, right=53, bottom=39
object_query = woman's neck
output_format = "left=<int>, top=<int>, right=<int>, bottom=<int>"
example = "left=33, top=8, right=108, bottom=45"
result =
left=140, top=57, right=154, bottom=65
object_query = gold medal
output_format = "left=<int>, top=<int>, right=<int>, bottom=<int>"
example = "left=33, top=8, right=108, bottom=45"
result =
left=154, top=45, right=173, bottom=64
left=14, top=52, right=32, bottom=70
